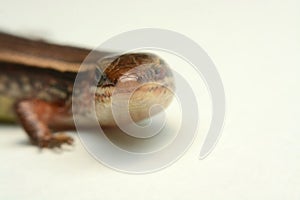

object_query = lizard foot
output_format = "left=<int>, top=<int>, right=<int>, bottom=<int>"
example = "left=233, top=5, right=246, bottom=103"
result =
left=38, top=133, right=74, bottom=148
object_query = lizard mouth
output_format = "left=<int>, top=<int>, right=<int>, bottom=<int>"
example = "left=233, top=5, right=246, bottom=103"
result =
left=94, top=53, right=175, bottom=126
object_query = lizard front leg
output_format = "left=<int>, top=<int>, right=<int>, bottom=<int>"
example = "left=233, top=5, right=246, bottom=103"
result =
left=14, top=99, right=73, bottom=148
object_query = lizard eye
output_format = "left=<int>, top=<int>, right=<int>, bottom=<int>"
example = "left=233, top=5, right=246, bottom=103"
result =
left=96, top=70, right=114, bottom=87
left=97, top=74, right=107, bottom=86
left=95, top=67, right=104, bottom=85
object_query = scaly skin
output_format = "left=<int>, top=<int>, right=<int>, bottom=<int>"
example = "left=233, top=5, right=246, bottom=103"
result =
left=0, top=32, right=174, bottom=148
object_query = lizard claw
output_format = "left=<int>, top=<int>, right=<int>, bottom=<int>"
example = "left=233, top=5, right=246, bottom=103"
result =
left=38, top=133, right=74, bottom=148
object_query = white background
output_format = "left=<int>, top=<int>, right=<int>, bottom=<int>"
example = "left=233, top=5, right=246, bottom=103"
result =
left=0, top=0, right=300, bottom=199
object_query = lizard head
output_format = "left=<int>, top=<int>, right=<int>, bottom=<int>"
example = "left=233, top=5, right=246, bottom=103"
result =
left=94, top=53, right=175, bottom=126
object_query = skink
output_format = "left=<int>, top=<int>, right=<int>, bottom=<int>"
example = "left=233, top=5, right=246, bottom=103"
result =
left=0, top=32, right=174, bottom=148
